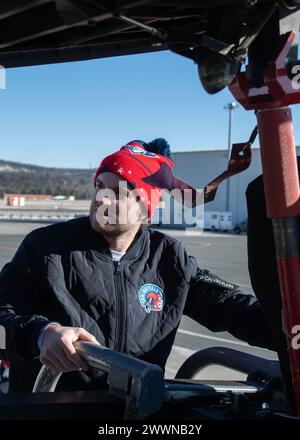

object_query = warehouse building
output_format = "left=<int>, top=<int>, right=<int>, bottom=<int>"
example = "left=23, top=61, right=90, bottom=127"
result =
left=169, top=146, right=300, bottom=228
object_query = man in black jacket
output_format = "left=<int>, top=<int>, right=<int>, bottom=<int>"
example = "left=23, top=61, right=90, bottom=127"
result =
left=0, top=139, right=273, bottom=392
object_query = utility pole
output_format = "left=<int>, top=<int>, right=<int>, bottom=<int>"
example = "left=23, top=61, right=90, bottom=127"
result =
left=224, top=102, right=238, bottom=212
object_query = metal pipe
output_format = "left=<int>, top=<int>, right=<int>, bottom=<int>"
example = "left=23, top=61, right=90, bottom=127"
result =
left=32, top=367, right=62, bottom=393
left=33, top=341, right=164, bottom=420
left=175, top=346, right=280, bottom=380
left=257, top=106, right=300, bottom=413
left=257, top=108, right=300, bottom=218
left=117, top=14, right=167, bottom=40
left=33, top=341, right=163, bottom=392
left=224, top=102, right=238, bottom=211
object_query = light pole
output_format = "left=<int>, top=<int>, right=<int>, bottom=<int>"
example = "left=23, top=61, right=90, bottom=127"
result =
left=224, top=102, right=238, bottom=212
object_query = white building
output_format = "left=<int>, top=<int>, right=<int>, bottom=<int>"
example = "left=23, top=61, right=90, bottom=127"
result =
left=170, top=147, right=300, bottom=227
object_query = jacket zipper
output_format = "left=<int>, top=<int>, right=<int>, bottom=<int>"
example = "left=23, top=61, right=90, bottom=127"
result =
left=113, top=261, right=126, bottom=352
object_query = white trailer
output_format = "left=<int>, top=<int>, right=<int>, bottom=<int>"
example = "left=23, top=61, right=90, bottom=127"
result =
left=219, top=212, right=233, bottom=231
left=204, top=211, right=232, bottom=231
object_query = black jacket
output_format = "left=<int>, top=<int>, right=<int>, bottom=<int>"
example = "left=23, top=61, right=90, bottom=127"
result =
left=0, top=217, right=273, bottom=392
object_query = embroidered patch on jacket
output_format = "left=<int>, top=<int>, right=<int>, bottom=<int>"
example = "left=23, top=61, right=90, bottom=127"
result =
left=124, top=145, right=158, bottom=158
left=138, top=283, right=165, bottom=313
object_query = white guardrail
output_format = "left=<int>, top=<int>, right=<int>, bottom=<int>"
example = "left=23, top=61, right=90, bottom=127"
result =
left=0, top=212, right=88, bottom=223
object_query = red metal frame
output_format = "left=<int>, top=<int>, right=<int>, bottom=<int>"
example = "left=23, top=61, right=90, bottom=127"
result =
left=230, top=32, right=300, bottom=110
left=229, top=32, right=300, bottom=413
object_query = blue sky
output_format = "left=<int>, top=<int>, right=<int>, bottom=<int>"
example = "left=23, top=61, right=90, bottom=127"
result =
left=1, top=50, right=300, bottom=169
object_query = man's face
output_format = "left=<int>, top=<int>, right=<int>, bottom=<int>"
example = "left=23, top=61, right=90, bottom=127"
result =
left=89, top=172, right=146, bottom=235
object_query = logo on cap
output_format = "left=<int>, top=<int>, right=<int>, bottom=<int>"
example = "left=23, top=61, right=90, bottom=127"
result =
left=124, top=145, right=158, bottom=158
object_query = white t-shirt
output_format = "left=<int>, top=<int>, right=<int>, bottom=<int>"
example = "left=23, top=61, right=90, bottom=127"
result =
left=110, top=248, right=126, bottom=262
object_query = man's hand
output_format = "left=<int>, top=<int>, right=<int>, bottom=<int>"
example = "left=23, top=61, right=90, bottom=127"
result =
left=39, top=324, right=100, bottom=372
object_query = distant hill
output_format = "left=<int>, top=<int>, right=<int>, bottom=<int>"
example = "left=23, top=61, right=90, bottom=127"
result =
left=0, top=159, right=96, bottom=199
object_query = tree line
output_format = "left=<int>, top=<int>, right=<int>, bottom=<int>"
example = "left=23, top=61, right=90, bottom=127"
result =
left=0, top=160, right=95, bottom=199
